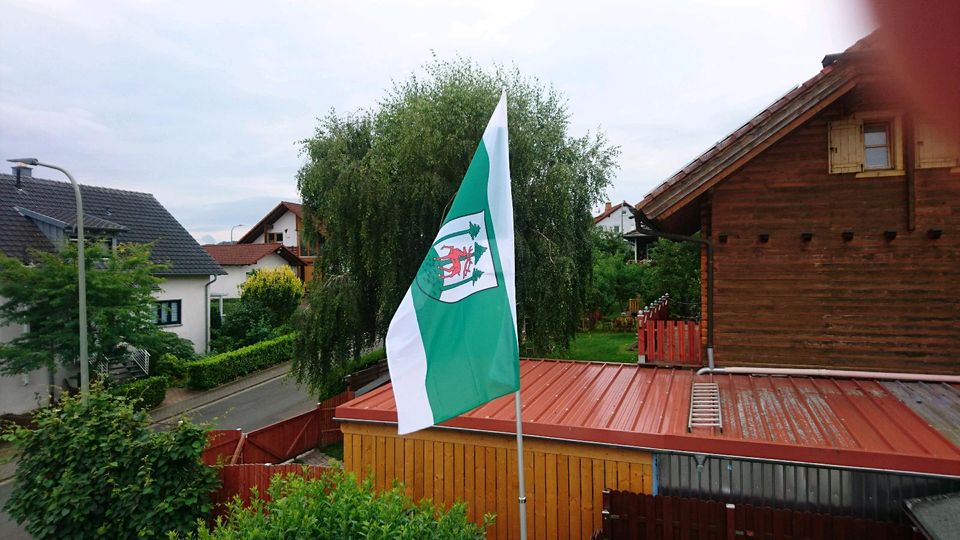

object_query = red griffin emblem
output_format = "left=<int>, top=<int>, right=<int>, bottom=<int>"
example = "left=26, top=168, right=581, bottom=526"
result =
left=434, top=245, right=474, bottom=279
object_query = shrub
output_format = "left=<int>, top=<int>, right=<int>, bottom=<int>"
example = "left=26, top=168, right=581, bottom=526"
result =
left=177, top=469, right=491, bottom=539
left=240, top=266, right=304, bottom=327
left=144, top=331, right=198, bottom=362
left=186, top=333, right=295, bottom=390
left=1, top=389, right=218, bottom=539
left=154, top=353, right=189, bottom=382
left=110, top=375, right=170, bottom=410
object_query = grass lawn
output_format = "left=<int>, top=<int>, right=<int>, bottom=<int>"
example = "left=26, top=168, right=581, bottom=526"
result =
left=532, top=331, right=637, bottom=363
left=321, top=442, right=344, bottom=461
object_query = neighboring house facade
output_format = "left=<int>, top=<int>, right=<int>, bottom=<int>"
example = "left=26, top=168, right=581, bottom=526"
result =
left=637, top=33, right=960, bottom=374
left=237, top=201, right=321, bottom=282
left=203, top=243, right=306, bottom=298
left=594, top=200, right=655, bottom=261
left=0, top=171, right=224, bottom=414
left=594, top=201, right=636, bottom=234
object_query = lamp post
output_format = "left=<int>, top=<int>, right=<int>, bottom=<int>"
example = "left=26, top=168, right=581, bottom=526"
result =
left=8, top=158, right=90, bottom=404
left=230, top=224, right=244, bottom=243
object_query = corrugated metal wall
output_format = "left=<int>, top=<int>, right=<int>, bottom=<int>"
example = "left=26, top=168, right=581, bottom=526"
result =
left=655, top=453, right=960, bottom=524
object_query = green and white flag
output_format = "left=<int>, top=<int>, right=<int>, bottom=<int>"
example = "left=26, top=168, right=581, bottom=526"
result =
left=387, top=92, right=519, bottom=435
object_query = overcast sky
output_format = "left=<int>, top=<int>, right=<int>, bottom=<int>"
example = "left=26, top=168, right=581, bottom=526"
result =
left=0, top=0, right=874, bottom=243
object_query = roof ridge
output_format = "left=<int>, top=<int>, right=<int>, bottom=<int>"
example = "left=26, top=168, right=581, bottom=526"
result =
left=0, top=174, right=154, bottom=198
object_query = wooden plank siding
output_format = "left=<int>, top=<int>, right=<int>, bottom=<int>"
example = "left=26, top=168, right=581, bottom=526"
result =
left=341, top=422, right=653, bottom=539
left=704, top=90, right=960, bottom=373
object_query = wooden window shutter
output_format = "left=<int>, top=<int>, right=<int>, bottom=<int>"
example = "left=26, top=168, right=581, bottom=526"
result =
left=828, top=119, right=864, bottom=174
left=915, top=120, right=959, bottom=169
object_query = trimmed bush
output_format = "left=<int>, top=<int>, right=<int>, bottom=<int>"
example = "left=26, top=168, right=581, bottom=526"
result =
left=177, top=469, right=490, bottom=539
left=186, top=333, right=294, bottom=390
left=110, top=375, right=170, bottom=411
left=154, top=353, right=188, bottom=382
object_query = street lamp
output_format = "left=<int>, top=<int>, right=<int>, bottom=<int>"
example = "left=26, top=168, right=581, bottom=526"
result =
left=229, top=224, right=244, bottom=243
left=8, top=158, right=90, bottom=404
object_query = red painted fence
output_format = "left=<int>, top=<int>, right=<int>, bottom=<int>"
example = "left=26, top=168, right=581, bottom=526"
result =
left=637, top=294, right=670, bottom=326
left=213, top=464, right=331, bottom=513
left=638, top=319, right=702, bottom=365
left=203, top=389, right=354, bottom=466
left=598, top=491, right=923, bottom=540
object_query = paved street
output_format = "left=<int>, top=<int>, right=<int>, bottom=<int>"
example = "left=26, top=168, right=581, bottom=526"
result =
left=166, top=374, right=316, bottom=431
left=0, top=373, right=316, bottom=538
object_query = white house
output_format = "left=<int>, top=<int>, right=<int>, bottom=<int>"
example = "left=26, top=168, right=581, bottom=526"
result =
left=0, top=170, right=224, bottom=414
left=203, top=243, right=306, bottom=298
left=594, top=201, right=658, bottom=261
left=594, top=201, right=637, bottom=234
left=238, top=201, right=320, bottom=282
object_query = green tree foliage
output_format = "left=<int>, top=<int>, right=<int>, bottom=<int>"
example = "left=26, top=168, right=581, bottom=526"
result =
left=0, top=242, right=169, bottom=375
left=214, top=267, right=303, bottom=351
left=642, top=238, right=701, bottom=318
left=178, top=469, right=490, bottom=540
left=293, top=58, right=619, bottom=390
left=1, top=389, right=218, bottom=539
left=588, top=229, right=645, bottom=316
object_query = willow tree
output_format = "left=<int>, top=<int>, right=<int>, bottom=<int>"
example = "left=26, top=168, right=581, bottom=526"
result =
left=292, top=58, right=619, bottom=392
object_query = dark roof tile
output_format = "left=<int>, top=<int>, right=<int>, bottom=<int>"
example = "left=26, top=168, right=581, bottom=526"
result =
left=0, top=174, right=224, bottom=276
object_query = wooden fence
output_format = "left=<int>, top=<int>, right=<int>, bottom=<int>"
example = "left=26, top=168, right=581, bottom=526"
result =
left=637, top=294, right=670, bottom=326
left=213, top=463, right=330, bottom=512
left=342, top=421, right=654, bottom=540
left=598, top=491, right=924, bottom=540
left=638, top=319, right=702, bottom=366
left=203, top=389, right=353, bottom=466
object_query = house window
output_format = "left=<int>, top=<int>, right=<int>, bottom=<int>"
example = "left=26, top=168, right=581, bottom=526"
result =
left=266, top=232, right=283, bottom=243
left=155, top=300, right=181, bottom=325
left=300, top=236, right=322, bottom=257
left=828, top=112, right=903, bottom=176
left=863, top=122, right=891, bottom=170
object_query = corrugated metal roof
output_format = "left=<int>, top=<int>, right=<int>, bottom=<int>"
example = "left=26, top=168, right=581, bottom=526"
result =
left=884, top=381, right=960, bottom=448
left=336, top=359, right=960, bottom=477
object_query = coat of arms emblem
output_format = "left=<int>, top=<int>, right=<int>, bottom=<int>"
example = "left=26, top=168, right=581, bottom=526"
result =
left=416, top=211, right=499, bottom=303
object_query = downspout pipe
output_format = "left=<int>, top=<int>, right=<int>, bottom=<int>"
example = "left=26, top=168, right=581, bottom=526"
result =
left=630, top=208, right=715, bottom=368
left=696, top=366, right=960, bottom=383
left=204, top=274, right=218, bottom=354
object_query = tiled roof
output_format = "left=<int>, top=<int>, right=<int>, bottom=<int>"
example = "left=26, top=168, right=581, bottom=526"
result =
left=15, top=206, right=127, bottom=231
left=637, top=33, right=877, bottom=221
left=237, top=201, right=302, bottom=244
left=593, top=202, right=630, bottom=224
left=203, top=242, right=305, bottom=266
left=0, top=174, right=225, bottom=276
left=337, top=359, right=960, bottom=477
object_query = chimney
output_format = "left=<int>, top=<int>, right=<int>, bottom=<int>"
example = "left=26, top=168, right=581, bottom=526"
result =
left=604, top=201, right=612, bottom=211
left=12, top=164, right=32, bottom=190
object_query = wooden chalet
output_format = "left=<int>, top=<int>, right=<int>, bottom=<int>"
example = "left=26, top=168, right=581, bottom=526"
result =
left=637, top=33, right=960, bottom=374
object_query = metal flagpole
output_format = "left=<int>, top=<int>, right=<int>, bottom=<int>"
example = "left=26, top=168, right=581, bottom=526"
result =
left=514, top=390, right=528, bottom=540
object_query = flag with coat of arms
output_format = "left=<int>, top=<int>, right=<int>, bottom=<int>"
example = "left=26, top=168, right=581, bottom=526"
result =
left=386, top=92, right=519, bottom=435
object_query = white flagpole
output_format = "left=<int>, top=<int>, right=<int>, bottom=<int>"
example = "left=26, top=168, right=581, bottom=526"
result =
left=514, top=390, right=528, bottom=540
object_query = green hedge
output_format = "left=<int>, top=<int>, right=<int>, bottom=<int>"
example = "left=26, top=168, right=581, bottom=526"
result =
left=110, top=375, right=170, bottom=411
left=186, top=333, right=294, bottom=390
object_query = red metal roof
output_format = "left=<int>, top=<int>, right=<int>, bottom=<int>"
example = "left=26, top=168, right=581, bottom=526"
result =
left=202, top=242, right=304, bottom=266
left=336, top=359, right=960, bottom=477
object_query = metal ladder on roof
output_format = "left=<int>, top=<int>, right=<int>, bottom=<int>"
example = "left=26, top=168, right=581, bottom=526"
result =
left=688, top=382, right=722, bottom=432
